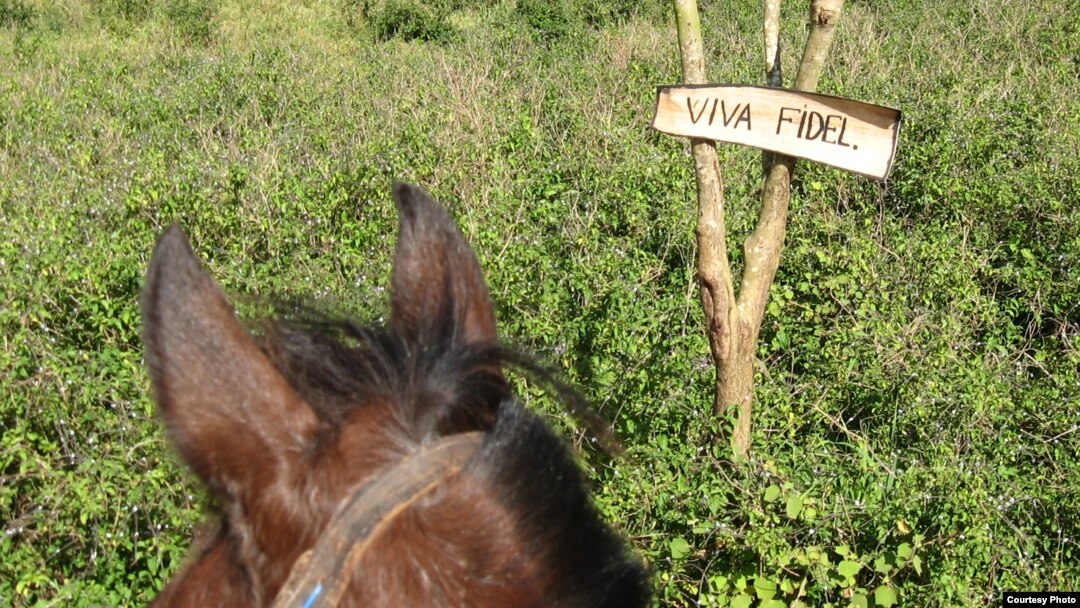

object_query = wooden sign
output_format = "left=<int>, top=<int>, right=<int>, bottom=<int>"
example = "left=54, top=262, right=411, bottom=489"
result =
left=651, top=85, right=901, bottom=179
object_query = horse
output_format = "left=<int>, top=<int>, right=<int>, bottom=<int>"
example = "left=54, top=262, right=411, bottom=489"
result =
left=142, top=183, right=649, bottom=607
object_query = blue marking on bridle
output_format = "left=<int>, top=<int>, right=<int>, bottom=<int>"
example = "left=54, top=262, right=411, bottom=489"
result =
left=301, top=583, right=323, bottom=608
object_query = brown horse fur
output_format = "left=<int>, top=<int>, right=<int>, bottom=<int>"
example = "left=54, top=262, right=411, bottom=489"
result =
left=142, top=183, right=649, bottom=607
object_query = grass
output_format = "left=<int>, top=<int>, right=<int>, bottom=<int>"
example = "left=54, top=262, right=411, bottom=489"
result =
left=1, top=0, right=1077, bottom=606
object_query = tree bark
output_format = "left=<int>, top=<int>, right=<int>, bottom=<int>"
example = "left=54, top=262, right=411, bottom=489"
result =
left=736, top=0, right=845, bottom=457
left=794, top=0, right=845, bottom=92
left=672, top=0, right=845, bottom=459
left=764, top=0, right=783, bottom=88
left=672, top=0, right=738, bottom=427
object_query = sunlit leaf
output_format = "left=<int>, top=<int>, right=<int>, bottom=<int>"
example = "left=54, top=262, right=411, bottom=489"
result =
left=669, top=537, right=691, bottom=559
left=754, top=577, right=777, bottom=600
left=838, top=560, right=862, bottom=578
left=875, top=585, right=898, bottom=607
left=786, top=494, right=804, bottom=519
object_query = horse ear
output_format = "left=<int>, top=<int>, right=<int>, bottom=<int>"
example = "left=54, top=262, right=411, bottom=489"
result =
left=141, top=227, right=318, bottom=499
left=390, top=183, right=498, bottom=348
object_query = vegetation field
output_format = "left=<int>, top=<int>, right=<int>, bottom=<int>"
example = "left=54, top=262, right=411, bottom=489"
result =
left=1, top=0, right=1077, bottom=605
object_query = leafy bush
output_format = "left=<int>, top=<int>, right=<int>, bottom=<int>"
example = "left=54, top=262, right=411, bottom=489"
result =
left=0, top=0, right=33, bottom=28
left=580, top=0, right=668, bottom=27
left=367, top=0, right=455, bottom=42
left=99, top=0, right=154, bottom=22
left=516, top=0, right=577, bottom=41
left=164, top=0, right=216, bottom=43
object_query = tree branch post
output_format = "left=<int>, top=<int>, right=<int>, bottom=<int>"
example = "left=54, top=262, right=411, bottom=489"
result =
left=672, top=0, right=845, bottom=458
left=672, top=0, right=738, bottom=428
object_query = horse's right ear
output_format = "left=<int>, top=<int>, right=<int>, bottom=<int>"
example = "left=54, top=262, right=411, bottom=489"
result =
left=390, top=183, right=499, bottom=349
left=141, top=227, right=319, bottom=499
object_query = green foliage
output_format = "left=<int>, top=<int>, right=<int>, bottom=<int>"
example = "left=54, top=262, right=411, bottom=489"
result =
left=98, top=0, right=155, bottom=22
left=365, top=0, right=455, bottom=42
left=1, top=0, right=1077, bottom=606
left=0, top=0, right=33, bottom=28
left=164, top=0, right=216, bottom=43
left=89, top=0, right=217, bottom=41
left=511, top=0, right=570, bottom=40
left=579, top=0, right=668, bottom=28
left=515, top=0, right=577, bottom=42
left=514, top=0, right=668, bottom=39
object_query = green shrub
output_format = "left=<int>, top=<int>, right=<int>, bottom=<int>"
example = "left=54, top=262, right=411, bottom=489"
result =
left=580, top=0, right=668, bottom=27
left=0, top=0, right=33, bottom=28
left=516, top=0, right=576, bottom=41
left=164, top=0, right=216, bottom=43
left=367, top=0, right=454, bottom=42
left=101, top=0, right=154, bottom=21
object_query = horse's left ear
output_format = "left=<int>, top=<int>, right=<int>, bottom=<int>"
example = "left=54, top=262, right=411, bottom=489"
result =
left=390, top=183, right=499, bottom=348
left=141, top=227, right=319, bottom=500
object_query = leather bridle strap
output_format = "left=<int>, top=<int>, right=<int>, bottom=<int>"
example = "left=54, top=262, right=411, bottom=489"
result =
left=271, top=431, right=485, bottom=608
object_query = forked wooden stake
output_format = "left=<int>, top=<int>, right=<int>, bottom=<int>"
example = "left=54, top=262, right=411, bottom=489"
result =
left=671, top=0, right=849, bottom=458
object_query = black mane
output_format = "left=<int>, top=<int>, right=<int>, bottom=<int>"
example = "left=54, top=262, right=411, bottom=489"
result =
left=260, top=306, right=622, bottom=454
left=260, top=310, right=507, bottom=436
